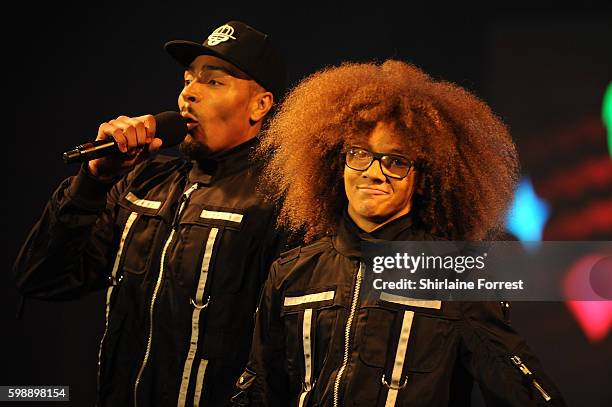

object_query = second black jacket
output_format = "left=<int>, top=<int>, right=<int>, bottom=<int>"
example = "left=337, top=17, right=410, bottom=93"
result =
left=238, top=212, right=567, bottom=406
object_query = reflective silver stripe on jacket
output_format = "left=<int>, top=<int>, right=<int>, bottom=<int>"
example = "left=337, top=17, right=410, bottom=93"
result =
left=177, top=228, right=219, bottom=407
left=200, top=209, right=243, bottom=224
left=126, top=192, right=162, bottom=209
left=385, top=311, right=414, bottom=407
left=110, top=211, right=139, bottom=284
left=284, top=291, right=335, bottom=307
left=98, top=211, right=138, bottom=388
left=380, top=292, right=442, bottom=309
left=193, top=359, right=209, bottom=406
left=194, top=228, right=219, bottom=306
left=298, top=308, right=314, bottom=407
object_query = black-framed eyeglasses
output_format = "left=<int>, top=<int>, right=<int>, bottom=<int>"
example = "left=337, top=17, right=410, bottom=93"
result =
left=344, top=147, right=414, bottom=179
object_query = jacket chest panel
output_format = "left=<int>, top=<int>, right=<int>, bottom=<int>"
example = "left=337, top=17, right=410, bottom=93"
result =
left=111, top=180, right=267, bottom=302
left=278, top=257, right=462, bottom=406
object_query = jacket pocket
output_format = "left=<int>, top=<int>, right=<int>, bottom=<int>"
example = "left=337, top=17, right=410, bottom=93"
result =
left=281, top=287, right=342, bottom=404
left=179, top=204, right=250, bottom=294
left=115, top=192, right=165, bottom=276
left=359, top=295, right=452, bottom=373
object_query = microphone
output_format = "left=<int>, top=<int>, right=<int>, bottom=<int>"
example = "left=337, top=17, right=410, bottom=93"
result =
left=62, top=111, right=188, bottom=164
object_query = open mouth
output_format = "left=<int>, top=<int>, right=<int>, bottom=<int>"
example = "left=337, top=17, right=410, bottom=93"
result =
left=185, top=117, right=199, bottom=130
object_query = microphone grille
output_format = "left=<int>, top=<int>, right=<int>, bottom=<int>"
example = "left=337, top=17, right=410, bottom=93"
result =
left=154, top=111, right=188, bottom=148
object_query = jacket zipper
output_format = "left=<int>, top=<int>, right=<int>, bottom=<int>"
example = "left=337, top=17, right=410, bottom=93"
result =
left=510, top=355, right=552, bottom=402
left=133, top=183, right=199, bottom=407
left=333, top=262, right=364, bottom=407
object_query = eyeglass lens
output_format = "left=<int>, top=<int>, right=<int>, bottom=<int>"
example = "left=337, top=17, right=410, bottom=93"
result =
left=346, top=148, right=411, bottom=179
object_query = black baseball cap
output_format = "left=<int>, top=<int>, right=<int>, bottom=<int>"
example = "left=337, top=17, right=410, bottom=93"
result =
left=164, top=21, right=286, bottom=99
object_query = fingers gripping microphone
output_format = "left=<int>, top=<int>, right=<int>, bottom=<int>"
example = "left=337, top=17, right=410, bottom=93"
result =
left=62, top=111, right=188, bottom=164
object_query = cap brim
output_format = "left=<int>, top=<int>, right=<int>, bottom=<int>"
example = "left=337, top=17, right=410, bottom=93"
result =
left=164, top=40, right=231, bottom=68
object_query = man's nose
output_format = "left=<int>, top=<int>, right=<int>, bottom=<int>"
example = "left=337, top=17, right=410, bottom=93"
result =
left=361, top=158, right=387, bottom=181
left=180, top=85, right=198, bottom=103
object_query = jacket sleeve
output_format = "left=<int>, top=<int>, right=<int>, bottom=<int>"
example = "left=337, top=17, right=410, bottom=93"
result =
left=458, top=301, right=567, bottom=406
left=233, top=261, right=291, bottom=406
left=13, top=165, right=126, bottom=300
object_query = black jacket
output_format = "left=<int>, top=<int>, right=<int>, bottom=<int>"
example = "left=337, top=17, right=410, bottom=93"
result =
left=14, top=138, right=284, bottom=406
left=237, top=212, right=567, bottom=406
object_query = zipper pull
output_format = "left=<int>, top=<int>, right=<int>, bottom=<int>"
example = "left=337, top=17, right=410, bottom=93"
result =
left=190, top=295, right=210, bottom=309
left=510, top=355, right=552, bottom=402
left=172, top=183, right=199, bottom=228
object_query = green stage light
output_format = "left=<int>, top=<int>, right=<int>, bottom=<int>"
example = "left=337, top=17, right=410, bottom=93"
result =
left=603, top=81, right=612, bottom=158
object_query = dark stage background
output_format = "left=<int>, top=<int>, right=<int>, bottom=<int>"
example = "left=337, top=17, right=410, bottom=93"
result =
left=3, top=3, right=611, bottom=406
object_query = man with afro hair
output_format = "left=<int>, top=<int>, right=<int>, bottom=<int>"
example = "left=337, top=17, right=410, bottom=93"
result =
left=232, top=60, right=566, bottom=406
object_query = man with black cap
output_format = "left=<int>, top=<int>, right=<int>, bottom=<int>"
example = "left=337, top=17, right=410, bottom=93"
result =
left=14, top=21, right=287, bottom=406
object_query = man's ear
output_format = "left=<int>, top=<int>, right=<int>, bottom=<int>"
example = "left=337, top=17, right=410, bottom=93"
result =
left=249, top=91, right=274, bottom=123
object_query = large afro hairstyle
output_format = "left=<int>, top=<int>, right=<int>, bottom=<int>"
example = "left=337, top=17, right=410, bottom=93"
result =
left=257, top=60, right=519, bottom=242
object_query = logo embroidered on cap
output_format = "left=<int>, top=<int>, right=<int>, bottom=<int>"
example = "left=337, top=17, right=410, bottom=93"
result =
left=207, top=24, right=237, bottom=46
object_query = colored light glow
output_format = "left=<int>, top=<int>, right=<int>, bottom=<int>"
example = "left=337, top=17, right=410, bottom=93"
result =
left=604, top=81, right=612, bottom=158
left=563, top=255, right=612, bottom=343
left=505, top=177, right=549, bottom=243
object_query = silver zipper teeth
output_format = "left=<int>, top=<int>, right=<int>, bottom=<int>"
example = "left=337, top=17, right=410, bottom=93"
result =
left=133, top=183, right=198, bottom=407
left=511, top=355, right=552, bottom=402
left=532, top=380, right=552, bottom=401
left=133, top=228, right=175, bottom=406
left=333, top=262, right=364, bottom=407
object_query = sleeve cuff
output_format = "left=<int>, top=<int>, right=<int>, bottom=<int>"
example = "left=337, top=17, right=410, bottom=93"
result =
left=67, top=163, right=119, bottom=206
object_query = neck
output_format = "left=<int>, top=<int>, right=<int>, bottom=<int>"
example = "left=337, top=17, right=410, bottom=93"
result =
left=347, top=205, right=412, bottom=233
left=246, top=121, right=262, bottom=140
left=218, top=124, right=260, bottom=154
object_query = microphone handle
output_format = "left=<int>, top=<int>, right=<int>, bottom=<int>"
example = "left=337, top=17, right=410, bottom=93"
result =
left=62, top=140, right=120, bottom=164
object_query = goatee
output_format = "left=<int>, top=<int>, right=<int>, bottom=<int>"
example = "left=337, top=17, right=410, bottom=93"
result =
left=179, top=135, right=213, bottom=162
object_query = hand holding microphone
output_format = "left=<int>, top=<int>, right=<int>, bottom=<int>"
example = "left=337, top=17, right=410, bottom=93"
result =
left=63, top=111, right=187, bottom=180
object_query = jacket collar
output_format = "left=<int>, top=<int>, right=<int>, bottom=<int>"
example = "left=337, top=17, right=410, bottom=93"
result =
left=333, top=209, right=421, bottom=259
left=187, top=137, right=260, bottom=185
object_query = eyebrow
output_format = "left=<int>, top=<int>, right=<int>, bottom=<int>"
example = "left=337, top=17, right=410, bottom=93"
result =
left=353, top=145, right=407, bottom=156
left=386, top=148, right=407, bottom=156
